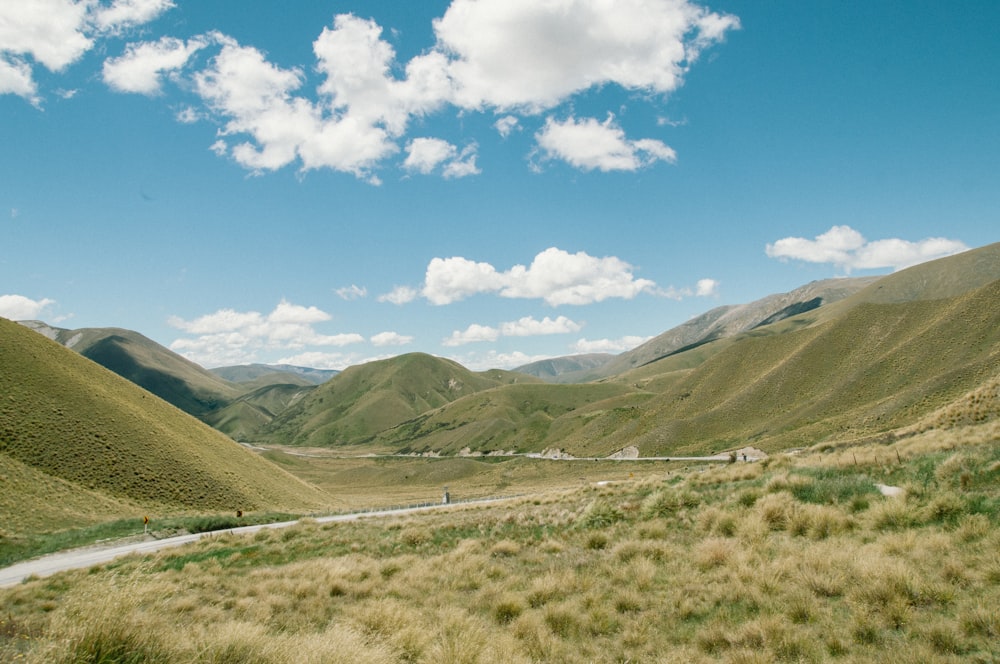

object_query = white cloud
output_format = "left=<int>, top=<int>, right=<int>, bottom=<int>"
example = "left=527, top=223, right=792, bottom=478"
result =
left=0, top=56, right=38, bottom=102
left=766, top=225, right=969, bottom=273
left=494, top=115, right=519, bottom=137
left=167, top=299, right=364, bottom=367
left=0, top=0, right=172, bottom=102
left=572, top=335, right=651, bottom=353
left=444, top=315, right=582, bottom=347
left=500, top=315, right=582, bottom=337
left=404, top=137, right=457, bottom=174
left=403, top=138, right=480, bottom=178
left=6, top=1, right=737, bottom=176
left=103, top=35, right=206, bottom=95
left=378, top=285, right=420, bottom=305
left=534, top=115, right=676, bottom=172
left=335, top=284, right=367, bottom=300
left=696, top=278, right=720, bottom=297
left=90, top=0, right=175, bottom=34
left=421, top=247, right=656, bottom=306
left=442, top=144, right=480, bottom=178
left=433, top=0, right=739, bottom=112
left=0, top=294, right=56, bottom=321
left=370, top=331, right=414, bottom=347
left=443, top=323, right=500, bottom=347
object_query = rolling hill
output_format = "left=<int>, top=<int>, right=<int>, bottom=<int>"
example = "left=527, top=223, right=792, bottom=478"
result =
left=257, top=353, right=541, bottom=447
left=0, top=317, right=331, bottom=535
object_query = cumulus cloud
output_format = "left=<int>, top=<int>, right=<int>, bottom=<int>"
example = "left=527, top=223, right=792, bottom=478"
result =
left=696, top=278, right=720, bottom=297
left=572, top=335, right=651, bottom=353
left=370, top=331, right=414, bottom=346
left=443, top=323, right=500, bottom=347
left=434, top=0, right=739, bottom=112
left=103, top=35, right=206, bottom=94
left=167, top=299, right=364, bottom=366
left=443, top=314, right=582, bottom=347
left=534, top=115, right=676, bottom=172
left=0, top=294, right=56, bottom=321
left=421, top=247, right=657, bottom=306
left=7, top=1, right=737, bottom=176
left=0, top=0, right=172, bottom=102
left=766, top=225, right=969, bottom=273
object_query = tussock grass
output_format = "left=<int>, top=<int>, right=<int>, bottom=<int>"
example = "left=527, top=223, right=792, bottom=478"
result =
left=4, top=423, right=1000, bottom=663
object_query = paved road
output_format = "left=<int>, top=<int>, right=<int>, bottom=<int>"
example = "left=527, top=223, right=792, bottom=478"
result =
left=0, top=501, right=498, bottom=588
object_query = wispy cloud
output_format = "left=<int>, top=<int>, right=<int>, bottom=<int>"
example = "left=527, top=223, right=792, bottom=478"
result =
left=335, top=284, right=367, bottom=300
left=766, top=225, right=968, bottom=273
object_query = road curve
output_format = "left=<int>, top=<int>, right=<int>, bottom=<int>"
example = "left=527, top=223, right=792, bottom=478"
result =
left=0, top=499, right=508, bottom=589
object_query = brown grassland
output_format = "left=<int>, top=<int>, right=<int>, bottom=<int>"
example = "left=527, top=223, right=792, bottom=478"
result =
left=2, top=420, right=998, bottom=663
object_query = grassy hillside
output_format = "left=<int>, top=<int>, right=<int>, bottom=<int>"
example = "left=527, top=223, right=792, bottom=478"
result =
left=203, top=384, right=316, bottom=442
left=605, top=277, right=1000, bottom=455
left=0, top=317, right=331, bottom=536
left=375, top=382, right=645, bottom=456
left=2, top=420, right=998, bottom=663
left=369, top=276, right=999, bottom=458
left=258, top=353, right=539, bottom=447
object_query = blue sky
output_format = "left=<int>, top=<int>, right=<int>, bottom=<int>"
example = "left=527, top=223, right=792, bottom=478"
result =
left=2, top=0, right=997, bottom=371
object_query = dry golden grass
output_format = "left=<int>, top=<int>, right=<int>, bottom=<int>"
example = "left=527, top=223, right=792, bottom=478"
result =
left=3, top=421, right=1000, bottom=663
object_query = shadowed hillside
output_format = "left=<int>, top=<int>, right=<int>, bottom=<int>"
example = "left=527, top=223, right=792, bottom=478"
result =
left=0, top=318, right=331, bottom=535
left=19, top=322, right=240, bottom=417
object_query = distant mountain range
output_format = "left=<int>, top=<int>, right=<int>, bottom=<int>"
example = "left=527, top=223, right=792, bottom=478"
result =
left=9, top=242, right=1000, bottom=462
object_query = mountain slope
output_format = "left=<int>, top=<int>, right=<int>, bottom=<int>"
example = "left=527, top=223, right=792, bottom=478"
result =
left=259, top=353, right=539, bottom=446
left=362, top=247, right=1000, bottom=457
left=19, top=322, right=240, bottom=416
left=0, top=317, right=330, bottom=534
left=594, top=276, right=881, bottom=379
left=598, top=276, right=1000, bottom=455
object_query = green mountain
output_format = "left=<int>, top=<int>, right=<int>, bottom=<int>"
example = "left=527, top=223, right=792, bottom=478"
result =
left=258, top=353, right=540, bottom=447
left=0, top=318, right=330, bottom=535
